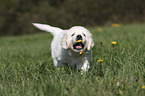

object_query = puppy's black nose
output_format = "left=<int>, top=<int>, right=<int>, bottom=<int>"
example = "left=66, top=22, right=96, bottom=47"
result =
left=76, top=35, right=82, bottom=40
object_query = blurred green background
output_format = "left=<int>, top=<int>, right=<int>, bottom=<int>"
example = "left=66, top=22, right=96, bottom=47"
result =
left=0, top=0, right=144, bottom=36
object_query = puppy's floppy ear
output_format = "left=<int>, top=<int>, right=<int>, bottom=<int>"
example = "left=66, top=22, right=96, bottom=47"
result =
left=87, top=36, right=94, bottom=50
left=61, top=35, right=68, bottom=49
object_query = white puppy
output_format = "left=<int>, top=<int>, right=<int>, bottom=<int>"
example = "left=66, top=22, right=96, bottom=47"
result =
left=32, top=23, right=94, bottom=72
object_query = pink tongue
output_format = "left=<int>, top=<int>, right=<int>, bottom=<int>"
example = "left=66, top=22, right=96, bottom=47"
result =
left=76, top=46, right=82, bottom=49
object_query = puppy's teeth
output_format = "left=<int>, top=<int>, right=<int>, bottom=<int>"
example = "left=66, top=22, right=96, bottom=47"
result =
left=76, top=40, right=82, bottom=43
left=79, top=51, right=82, bottom=54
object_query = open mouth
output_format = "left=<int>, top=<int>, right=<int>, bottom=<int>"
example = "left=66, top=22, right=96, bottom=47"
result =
left=73, top=42, right=85, bottom=52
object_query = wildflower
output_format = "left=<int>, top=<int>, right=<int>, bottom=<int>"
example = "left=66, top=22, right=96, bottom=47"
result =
left=112, top=41, right=117, bottom=45
left=117, top=82, right=120, bottom=86
left=79, top=51, right=82, bottom=55
left=142, top=85, right=145, bottom=89
left=112, top=23, right=120, bottom=27
left=98, top=28, right=102, bottom=32
left=76, top=40, right=82, bottom=43
left=97, top=59, right=103, bottom=63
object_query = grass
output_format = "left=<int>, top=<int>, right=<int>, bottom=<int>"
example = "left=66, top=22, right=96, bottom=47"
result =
left=0, top=24, right=145, bottom=96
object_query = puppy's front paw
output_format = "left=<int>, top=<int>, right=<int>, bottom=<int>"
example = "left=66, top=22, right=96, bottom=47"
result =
left=81, top=65, right=90, bottom=72
left=81, top=70, right=86, bottom=75
left=81, top=66, right=90, bottom=75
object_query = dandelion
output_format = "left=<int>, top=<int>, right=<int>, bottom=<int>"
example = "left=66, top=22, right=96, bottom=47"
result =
left=142, top=85, right=145, bottom=89
left=98, top=28, right=102, bottom=32
left=112, top=41, right=117, bottom=45
left=79, top=51, right=82, bottom=55
left=97, top=59, right=103, bottom=63
left=76, top=40, right=82, bottom=43
left=112, top=23, right=120, bottom=27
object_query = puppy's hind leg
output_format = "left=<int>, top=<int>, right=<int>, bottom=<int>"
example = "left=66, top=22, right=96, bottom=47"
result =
left=53, top=58, right=62, bottom=67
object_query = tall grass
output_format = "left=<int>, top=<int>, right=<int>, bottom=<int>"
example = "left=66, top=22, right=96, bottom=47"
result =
left=0, top=24, right=145, bottom=96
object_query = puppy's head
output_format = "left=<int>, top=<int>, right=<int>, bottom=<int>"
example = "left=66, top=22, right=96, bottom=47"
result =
left=61, top=26, right=94, bottom=52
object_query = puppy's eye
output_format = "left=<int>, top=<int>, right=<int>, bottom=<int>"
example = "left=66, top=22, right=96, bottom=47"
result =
left=71, top=33, right=75, bottom=36
left=83, top=33, right=86, bottom=37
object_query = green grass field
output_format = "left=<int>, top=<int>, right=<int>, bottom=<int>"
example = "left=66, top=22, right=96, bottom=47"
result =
left=0, top=24, right=145, bottom=96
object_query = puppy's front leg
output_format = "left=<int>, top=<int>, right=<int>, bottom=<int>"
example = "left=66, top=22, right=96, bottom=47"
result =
left=77, top=56, right=90, bottom=74
left=81, top=59, right=90, bottom=72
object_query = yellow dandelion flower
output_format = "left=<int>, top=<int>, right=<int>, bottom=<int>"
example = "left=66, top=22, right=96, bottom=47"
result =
left=76, top=40, right=82, bottom=43
left=142, top=85, right=145, bottom=89
left=97, top=59, right=103, bottom=62
left=79, top=51, right=83, bottom=55
left=98, top=28, right=102, bottom=32
left=112, top=23, right=120, bottom=27
left=112, top=41, right=117, bottom=45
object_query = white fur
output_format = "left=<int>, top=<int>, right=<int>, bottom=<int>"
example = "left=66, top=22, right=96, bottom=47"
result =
left=32, top=23, right=94, bottom=72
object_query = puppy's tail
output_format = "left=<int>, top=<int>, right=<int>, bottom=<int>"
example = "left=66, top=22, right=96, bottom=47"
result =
left=32, top=23, right=64, bottom=36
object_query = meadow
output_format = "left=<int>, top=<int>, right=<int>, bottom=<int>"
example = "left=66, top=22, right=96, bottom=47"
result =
left=0, top=24, right=145, bottom=96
